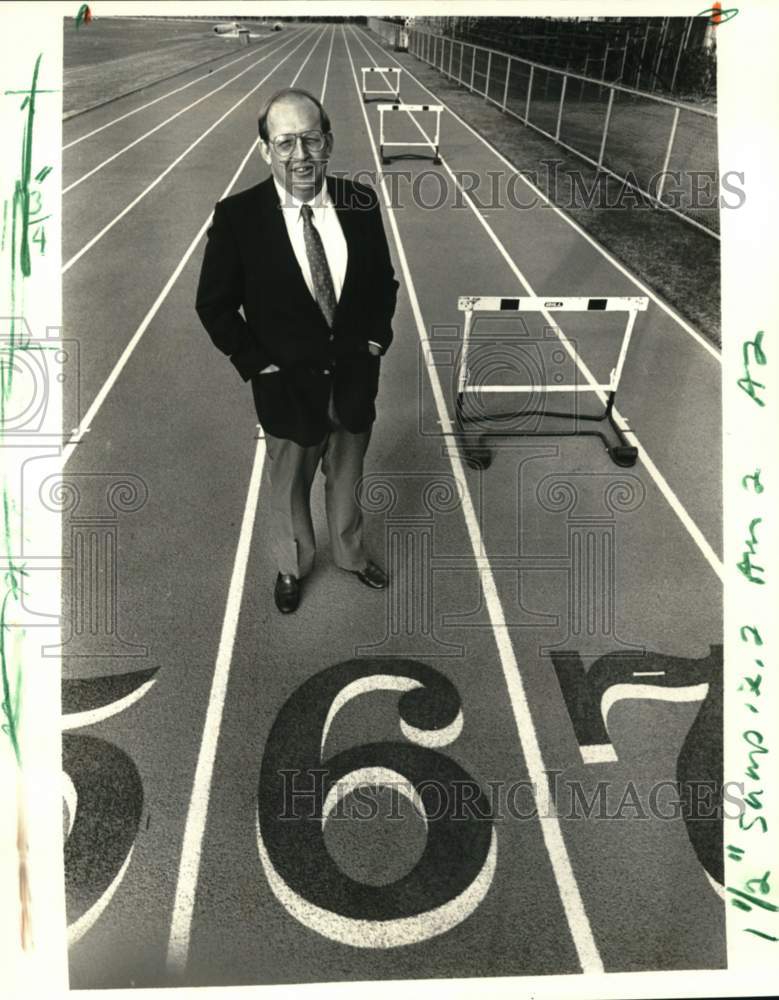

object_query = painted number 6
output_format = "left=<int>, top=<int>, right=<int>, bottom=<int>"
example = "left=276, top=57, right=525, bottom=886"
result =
left=256, top=657, right=497, bottom=948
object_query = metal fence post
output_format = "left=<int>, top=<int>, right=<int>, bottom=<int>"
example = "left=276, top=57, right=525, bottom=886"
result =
left=670, top=30, right=686, bottom=92
left=459, top=42, right=464, bottom=84
left=602, top=44, right=610, bottom=82
left=657, top=106, right=680, bottom=201
left=652, top=17, right=669, bottom=92
left=597, top=87, right=615, bottom=169
left=502, top=55, right=511, bottom=111
left=620, top=31, right=630, bottom=83
left=555, top=73, right=567, bottom=140
left=525, top=64, right=534, bottom=122
left=470, top=44, right=476, bottom=91
left=485, top=50, right=492, bottom=98
left=618, top=46, right=627, bottom=83
left=639, top=23, right=650, bottom=91
left=683, top=16, right=694, bottom=50
left=449, top=36, right=454, bottom=78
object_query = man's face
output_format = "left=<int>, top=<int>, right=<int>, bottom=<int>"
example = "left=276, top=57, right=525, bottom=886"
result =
left=260, top=95, right=333, bottom=203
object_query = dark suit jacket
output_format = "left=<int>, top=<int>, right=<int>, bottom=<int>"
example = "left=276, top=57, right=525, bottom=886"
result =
left=195, top=175, right=399, bottom=446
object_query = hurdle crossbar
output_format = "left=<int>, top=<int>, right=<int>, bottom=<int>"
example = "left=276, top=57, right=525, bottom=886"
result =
left=378, top=103, right=443, bottom=164
left=361, top=66, right=400, bottom=101
left=454, top=294, right=649, bottom=467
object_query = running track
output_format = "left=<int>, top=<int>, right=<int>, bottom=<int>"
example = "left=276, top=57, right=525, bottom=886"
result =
left=59, top=24, right=724, bottom=989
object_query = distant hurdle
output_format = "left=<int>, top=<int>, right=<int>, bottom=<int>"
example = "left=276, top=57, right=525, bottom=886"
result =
left=454, top=295, right=649, bottom=468
left=378, top=103, right=443, bottom=165
left=361, top=66, right=401, bottom=102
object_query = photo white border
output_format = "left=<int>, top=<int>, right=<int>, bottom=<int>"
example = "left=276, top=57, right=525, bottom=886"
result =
left=1, top=1, right=777, bottom=997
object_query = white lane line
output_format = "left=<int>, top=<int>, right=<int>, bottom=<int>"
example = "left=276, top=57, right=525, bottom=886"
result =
left=350, top=28, right=724, bottom=584
left=62, top=28, right=322, bottom=275
left=321, top=22, right=335, bottom=102
left=165, top=436, right=267, bottom=974
left=165, top=33, right=335, bottom=973
left=63, top=139, right=257, bottom=466
left=62, top=35, right=287, bottom=151
left=343, top=26, right=605, bottom=976
left=354, top=25, right=721, bottom=365
left=64, top=33, right=301, bottom=194
left=64, top=27, right=331, bottom=464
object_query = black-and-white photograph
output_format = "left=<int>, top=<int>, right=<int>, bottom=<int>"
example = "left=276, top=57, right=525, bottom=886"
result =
left=0, top=2, right=776, bottom=998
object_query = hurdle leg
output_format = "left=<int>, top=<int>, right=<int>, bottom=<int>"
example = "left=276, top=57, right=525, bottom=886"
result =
left=456, top=392, right=492, bottom=471
left=604, top=392, right=638, bottom=467
left=455, top=311, right=492, bottom=469
left=433, top=144, right=441, bottom=166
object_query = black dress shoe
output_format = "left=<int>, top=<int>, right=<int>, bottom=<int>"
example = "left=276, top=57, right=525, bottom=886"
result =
left=274, top=573, right=300, bottom=613
left=351, top=561, right=388, bottom=590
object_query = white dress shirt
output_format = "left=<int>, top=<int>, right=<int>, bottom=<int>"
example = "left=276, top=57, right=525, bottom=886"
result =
left=259, top=179, right=381, bottom=374
left=273, top=176, right=348, bottom=302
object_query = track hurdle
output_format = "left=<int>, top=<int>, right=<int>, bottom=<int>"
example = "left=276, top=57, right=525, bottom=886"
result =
left=378, top=103, right=443, bottom=165
left=361, top=66, right=401, bottom=103
left=454, top=295, right=649, bottom=467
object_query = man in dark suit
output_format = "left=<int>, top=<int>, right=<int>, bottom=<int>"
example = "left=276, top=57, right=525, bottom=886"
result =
left=196, top=88, right=399, bottom=613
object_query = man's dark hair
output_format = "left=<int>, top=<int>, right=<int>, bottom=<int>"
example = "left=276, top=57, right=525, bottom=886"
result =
left=257, top=88, right=332, bottom=142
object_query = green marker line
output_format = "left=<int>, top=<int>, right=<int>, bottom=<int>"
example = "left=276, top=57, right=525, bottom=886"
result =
left=1, top=53, right=48, bottom=773
left=0, top=585, right=21, bottom=765
left=1, top=51, right=54, bottom=953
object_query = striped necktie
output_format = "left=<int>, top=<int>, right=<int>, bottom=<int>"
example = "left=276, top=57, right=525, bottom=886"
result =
left=300, top=203, right=337, bottom=328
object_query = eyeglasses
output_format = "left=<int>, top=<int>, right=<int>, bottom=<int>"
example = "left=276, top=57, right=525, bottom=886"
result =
left=268, top=130, right=327, bottom=158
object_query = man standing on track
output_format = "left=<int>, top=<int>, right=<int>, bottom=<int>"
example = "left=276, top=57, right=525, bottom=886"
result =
left=196, top=88, right=399, bottom=614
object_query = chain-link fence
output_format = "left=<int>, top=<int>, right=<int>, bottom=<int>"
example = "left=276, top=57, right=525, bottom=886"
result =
left=368, top=16, right=408, bottom=49
left=366, top=19, right=719, bottom=237
left=411, top=16, right=716, bottom=97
